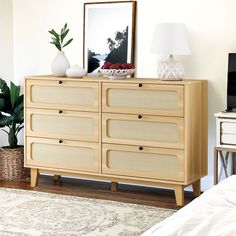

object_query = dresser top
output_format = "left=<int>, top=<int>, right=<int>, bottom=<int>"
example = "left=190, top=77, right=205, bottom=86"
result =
left=25, top=75, right=207, bottom=85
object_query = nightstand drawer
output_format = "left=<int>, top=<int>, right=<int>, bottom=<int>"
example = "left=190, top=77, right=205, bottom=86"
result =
left=26, top=79, right=98, bottom=112
left=221, top=121, right=236, bottom=145
left=102, top=144, right=184, bottom=181
left=102, top=113, right=184, bottom=149
left=26, top=109, right=99, bottom=142
left=26, top=137, right=99, bottom=173
left=102, top=83, right=184, bottom=116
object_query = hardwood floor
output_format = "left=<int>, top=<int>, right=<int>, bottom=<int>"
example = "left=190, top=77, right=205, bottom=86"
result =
left=0, top=175, right=195, bottom=210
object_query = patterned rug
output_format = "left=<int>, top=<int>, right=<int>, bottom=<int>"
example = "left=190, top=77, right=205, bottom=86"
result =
left=0, top=188, right=175, bottom=236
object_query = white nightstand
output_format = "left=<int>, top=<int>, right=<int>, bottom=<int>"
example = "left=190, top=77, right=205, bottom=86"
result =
left=214, top=112, right=236, bottom=184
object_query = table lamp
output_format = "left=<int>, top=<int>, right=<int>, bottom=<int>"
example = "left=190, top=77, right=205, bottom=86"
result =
left=150, top=23, right=191, bottom=80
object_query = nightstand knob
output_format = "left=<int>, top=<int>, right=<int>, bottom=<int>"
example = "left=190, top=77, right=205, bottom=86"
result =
left=59, top=110, right=63, bottom=114
left=138, top=115, right=142, bottom=119
left=138, top=83, right=143, bottom=87
left=59, top=140, right=63, bottom=144
left=139, top=146, right=143, bottom=151
left=59, top=80, right=63, bottom=84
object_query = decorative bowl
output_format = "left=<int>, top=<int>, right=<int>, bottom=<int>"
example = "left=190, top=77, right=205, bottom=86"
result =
left=99, top=69, right=135, bottom=79
left=66, top=65, right=87, bottom=78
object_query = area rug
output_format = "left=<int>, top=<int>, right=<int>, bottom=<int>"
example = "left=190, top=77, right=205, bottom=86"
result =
left=0, top=188, right=175, bottom=236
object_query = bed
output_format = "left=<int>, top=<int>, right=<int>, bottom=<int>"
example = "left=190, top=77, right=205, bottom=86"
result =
left=143, top=175, right=236, bottom=236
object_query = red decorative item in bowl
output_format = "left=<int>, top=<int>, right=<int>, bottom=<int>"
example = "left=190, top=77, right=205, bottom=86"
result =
left=99, top=62, right=135, bottom=79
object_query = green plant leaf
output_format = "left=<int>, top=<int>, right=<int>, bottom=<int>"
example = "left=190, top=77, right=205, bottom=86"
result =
left=13, top=102, right=24, bottom=124
left=10, top=81, right=20, bottom=110
left=61, top=29, right=69, bottom=44
left=2, top=129, right=9, bottom=134
left=48, top=29, right=59, bottom=39
left=49, top=23, right=72, bottom=51
left=0, top=95, right=5, bottom=110
left=0, top=79, right=12, bottom=114
left=63, top=38, right=73, bottom=48
left=0, top=78, right=10, bottom=99
left=51, top=37, right=57, bottom=43
left=50, top=42, right=61, bottom=51
left=51, top=37, right=61, bottom=47
left=0, top=78, right=23, bottom=146
left=62, top=23, right=68, bottom=33
left=0, top=114, right=13, bottom=127
left=14, top=102, right=23, bottom=112
left=55, top=36, right=61, bottom=44
left=16, top=124, right=24, bottom=134
left=13, top=110, right=23, bottom=124
left=61, top=23, right=67, bottom=35
left=15, top=94, right=23, bottom=108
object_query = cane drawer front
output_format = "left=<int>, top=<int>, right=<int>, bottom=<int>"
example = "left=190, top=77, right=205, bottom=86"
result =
left=102, top=113, right=184, bottom=149
left=26, top=137, right=99, bottom=173
left=102, top=144, right=184, bottom=181
left=26, top=109, right=99, bottom=142
left=102, top=83, right=184, bottom=117
left=220, top=120, right=236, bottom=145
left=26, top=79, right=99, bottom=112
left=26, top=108, right=99, bottom=142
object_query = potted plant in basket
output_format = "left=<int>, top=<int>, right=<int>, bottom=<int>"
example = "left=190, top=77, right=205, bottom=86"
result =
left=49, top=23, right=73, bottom=76
left=0, top=78, right=28, bottom=181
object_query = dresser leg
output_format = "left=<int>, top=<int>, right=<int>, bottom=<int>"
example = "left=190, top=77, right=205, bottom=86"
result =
left=53, top=175, right=61, bottom=181
left=31, top=168, right=39, bottom=187
left=192, top=179, right=201, bottom=197
left=111, top=182, right=118, bottom=192
left=174, top=185, right=184, bottom=206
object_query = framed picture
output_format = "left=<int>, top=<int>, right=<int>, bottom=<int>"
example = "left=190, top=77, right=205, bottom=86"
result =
left=83, top=1, right=136, bottom=73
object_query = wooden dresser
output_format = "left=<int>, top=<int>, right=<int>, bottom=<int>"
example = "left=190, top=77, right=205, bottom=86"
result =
left=24, top=76, right=208, bottom=206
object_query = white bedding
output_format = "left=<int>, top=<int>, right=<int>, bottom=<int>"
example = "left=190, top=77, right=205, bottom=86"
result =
left=143, top=175, right=236, bottom=236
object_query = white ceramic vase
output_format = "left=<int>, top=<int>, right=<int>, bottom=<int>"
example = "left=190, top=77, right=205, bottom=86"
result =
left=51, top=51, right=70, bottom=77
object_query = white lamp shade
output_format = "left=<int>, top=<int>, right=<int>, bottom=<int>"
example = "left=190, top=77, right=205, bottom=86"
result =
left=151, top=23, right=191, bottom=55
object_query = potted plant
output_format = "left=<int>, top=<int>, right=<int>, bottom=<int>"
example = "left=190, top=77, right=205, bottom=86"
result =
left=0, top=78, right=29, bottom=181
left=49, top=23, right=73, bottom=76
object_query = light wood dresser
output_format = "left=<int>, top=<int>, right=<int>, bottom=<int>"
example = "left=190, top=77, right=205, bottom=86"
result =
left=24, top=76, right=208, bottom=206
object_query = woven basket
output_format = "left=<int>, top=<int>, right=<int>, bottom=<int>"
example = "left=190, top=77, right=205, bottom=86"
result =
left=0, top=147, right=30, bottom=181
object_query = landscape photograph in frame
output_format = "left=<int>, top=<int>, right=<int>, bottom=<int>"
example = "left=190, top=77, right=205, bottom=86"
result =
left=83, top=1, right=136, bottom=73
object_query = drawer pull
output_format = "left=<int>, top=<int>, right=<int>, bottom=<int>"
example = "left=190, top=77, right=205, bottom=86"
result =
left=138, top=83, right=143, bottom=87
left=59, top=140, right=63, bottom=144
left=139, top=146, right=143, bottom=151
left=138, top=115, right=142, bottom=119
left=59, top=110, right=63, bottom=114
left=59, top=80, right=63, bottom=84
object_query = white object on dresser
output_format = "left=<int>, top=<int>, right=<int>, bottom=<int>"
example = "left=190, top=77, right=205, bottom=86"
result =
left=150, top=23, right=191, bottom=81
left=66, top=65, right=87, bottom=78
left=24, top=76, right=208, bottom=206
left=51, top=51, right=70, bottom=76
left=214, top=112, right=236, bottom=184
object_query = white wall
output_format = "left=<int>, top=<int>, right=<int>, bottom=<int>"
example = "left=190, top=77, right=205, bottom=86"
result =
left=12, top=0, right=84, bottom=84
left=11, top=0, right=236, bottom=190
left=0, top=0, right=13, bottom=146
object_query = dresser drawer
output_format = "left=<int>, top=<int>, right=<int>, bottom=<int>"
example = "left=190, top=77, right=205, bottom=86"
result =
left=26, top=109, right=99, bottom=142
left=26, top=137, right=99, bottom=173
left=26, top=79, right=98, bottom=112
left=102, top=83, right=184, bottom=117
left=102, top=144, right=184, bottom=181
left=102, top=113, right=184, bottom=149
left=220, top=120, right=236, bottom=145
